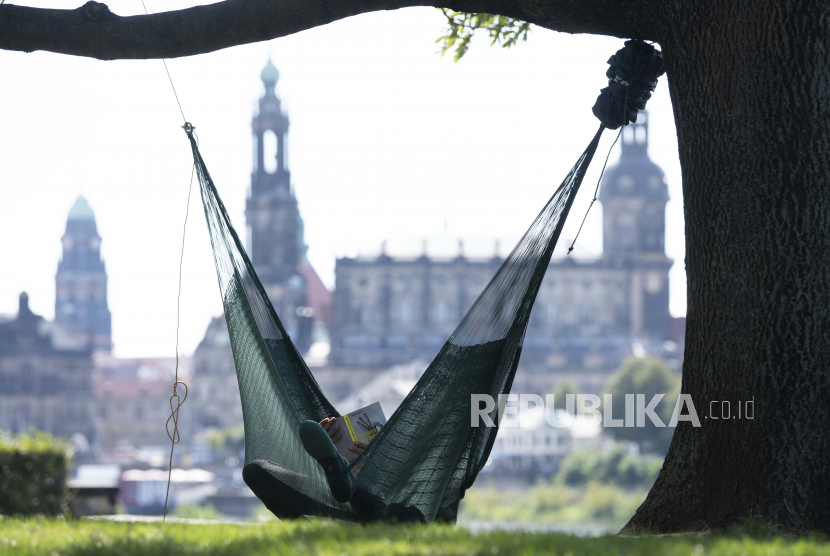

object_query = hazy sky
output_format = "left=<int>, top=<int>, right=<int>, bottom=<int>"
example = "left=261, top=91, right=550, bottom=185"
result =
left=0, top=2, right=685, bottom=357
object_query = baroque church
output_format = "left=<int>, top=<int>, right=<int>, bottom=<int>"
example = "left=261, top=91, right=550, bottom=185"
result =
left=0, top=196, right=108, bottom=440
left=189, top=60, right=332, bottom=433
left=245, top=59, right=331, bottom=353
left=55, top=196, right=113, bottom=352
left=328, top=113, right=677, bottom=370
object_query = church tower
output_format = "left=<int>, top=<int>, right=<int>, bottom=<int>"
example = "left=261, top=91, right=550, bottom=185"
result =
left=600, top=113, right=673, bottom=340
left=55, top=196, right=112, bottom=351
left=246, top=59, right=312, bottom=350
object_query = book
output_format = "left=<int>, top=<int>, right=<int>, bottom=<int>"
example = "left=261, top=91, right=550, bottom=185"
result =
left=332, top=402, right=387, bottom=463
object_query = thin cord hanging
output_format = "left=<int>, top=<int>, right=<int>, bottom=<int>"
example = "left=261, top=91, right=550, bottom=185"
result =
left=162, top=160, right=195, bottom=520
left=139, top=0, right=186, bottom=124
left=138, top=0, right=192, bottom=521
left=567, top=127, right=622, bottom=255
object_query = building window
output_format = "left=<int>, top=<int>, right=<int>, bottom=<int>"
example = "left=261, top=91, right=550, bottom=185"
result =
left=645, top=273, right=663, bottom=294
left=578, top=305, right=597, bottom=326
left=619, top=215, right=636, bottom=248
left=396, top=302, right=413, bottom=325
left=648, top=175, right=663, bottom=190
left=546, top=304, right=559, bottom=327
left=617, top=175, right=635, bottom=192
left=262, top=130, right=278, bottom=173
left=432, top=301, right=451, bottom=325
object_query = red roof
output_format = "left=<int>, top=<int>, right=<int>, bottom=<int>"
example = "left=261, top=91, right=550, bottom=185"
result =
left=299, top=262, right=332, bottom=330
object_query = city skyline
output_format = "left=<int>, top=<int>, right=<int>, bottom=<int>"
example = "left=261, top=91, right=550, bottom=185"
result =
left=0, top=5, right=685, bottom=357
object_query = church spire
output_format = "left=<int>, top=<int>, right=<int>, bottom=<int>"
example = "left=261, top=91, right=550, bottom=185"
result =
left=246, top=58, right=304, bottom=282
left=261, top=58, right=280, bottom=97
left=245, top=59, right=312, bottom=351
left=620, top=111, right=649, bottom=155
left=55, top=195, right=112, bottom=351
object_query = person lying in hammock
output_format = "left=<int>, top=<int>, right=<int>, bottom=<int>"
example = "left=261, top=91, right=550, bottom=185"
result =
left=300, top=416, right=458, bottom=522
left=319, top=417, right=368, bottom=457
left=298, top=417, right=367, bottom=503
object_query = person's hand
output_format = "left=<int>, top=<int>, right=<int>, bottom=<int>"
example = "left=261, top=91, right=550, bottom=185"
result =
left=320, top=417, right=342, bottom=443
left=348, top=441, right=368, bottom=456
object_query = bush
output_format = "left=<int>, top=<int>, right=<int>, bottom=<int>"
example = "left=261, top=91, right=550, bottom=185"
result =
left=602, top=357, right=682, bottom=454
left=206, top=424, right=245, bottom=453
left=555, top=444, right=662, bottom=487
left=0, top=430, right=70, bottom=517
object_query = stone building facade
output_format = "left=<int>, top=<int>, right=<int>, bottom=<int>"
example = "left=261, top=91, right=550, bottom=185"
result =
left=55, top=196, right=112, bottom=352
left=189, top=315, right=240, bottom=432
left=0, top=197, right=110, bottom=442
left=94, top=356, right=185, bottom=450
left=329, top=113, right=673, bottom=369
left=0, top=293, right=96, bottom=440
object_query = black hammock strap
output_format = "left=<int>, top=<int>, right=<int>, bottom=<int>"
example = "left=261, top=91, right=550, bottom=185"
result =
left=186, top=39, right=664, bottom=523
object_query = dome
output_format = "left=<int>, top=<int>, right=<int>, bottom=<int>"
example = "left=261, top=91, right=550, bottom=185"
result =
left=599, top=155, right=668, bottom=201
left=261, top=59, right=280, bottom=84
left=599, top=113, right=668, bottom=201
left=67, top=196, right=96, bottom=221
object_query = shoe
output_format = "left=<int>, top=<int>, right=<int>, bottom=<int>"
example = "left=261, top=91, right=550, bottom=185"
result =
left=299, top=420, right=356, bottom=503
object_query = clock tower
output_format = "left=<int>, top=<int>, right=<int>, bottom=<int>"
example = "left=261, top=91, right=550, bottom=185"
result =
left=600, top=112, right=673, bottom=339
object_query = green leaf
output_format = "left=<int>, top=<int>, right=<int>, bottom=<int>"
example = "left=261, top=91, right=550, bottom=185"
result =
left=435, top=9, right=532, bottom=62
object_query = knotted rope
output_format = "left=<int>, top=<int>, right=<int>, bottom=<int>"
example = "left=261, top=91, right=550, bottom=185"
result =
left=137, top=0, right=194, bottom=520
left=567, top=40, right=665, bottom=254
left=592, top=40, right=665, bottom=130
left=162, top=127, right=195, bottom=519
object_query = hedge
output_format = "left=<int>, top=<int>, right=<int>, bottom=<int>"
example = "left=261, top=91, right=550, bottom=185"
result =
left=0, top=430, right=70, bottom=516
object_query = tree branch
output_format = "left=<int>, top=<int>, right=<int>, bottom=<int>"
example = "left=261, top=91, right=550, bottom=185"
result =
left=0, top=0, right=652, bottom=60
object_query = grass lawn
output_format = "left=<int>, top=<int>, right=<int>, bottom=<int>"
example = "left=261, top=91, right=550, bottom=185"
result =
left=1, top=518, right=829, bottom=555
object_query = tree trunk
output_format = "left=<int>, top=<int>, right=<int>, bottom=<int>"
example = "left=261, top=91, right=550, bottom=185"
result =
left=625, top=0, right=830, bottom=533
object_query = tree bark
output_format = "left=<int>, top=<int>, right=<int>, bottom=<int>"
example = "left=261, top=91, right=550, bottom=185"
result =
left=625, top=0, right=830, bottom=533
left=0, top=0, right=648, bottom=60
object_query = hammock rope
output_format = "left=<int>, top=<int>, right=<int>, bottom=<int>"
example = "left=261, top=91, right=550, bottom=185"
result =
left=134, top=1, right=193, bottom=514
left=162, top=148, right=195, bottom=521
left=179, top=39, right=663, bottom=523
left=567, top=126, right=623, bottom=254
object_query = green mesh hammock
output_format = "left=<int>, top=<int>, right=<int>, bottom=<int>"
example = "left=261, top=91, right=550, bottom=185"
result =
left=188, top=40, right=663, bottom=523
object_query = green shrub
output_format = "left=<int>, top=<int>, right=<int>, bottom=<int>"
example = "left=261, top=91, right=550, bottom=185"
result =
left=206, top=424, right=245, bottom=453
left=0, top=430, right=70, bottom=517
left=555, top=444, right=663, bottom=487
left=602, top=357, right=681, bottom=454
